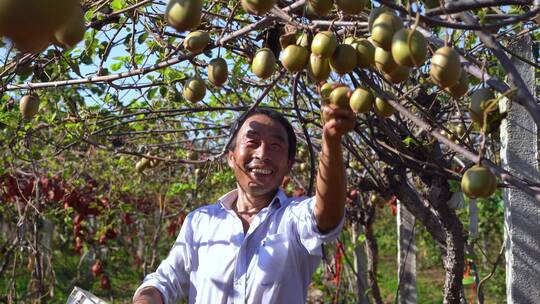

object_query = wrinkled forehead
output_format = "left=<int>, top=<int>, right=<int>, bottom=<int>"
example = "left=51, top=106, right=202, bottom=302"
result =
left=237, top=114, right=288, bottom=143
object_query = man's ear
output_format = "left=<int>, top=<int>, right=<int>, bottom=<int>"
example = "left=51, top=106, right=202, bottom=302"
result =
left=227, top=150, right=235, bottom=169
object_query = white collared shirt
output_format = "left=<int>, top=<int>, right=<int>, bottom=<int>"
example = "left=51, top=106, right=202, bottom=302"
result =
left=134, top=188, right=344, bottom=304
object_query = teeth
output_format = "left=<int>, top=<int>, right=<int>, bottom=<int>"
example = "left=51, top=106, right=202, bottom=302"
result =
left=251, top=168, right=272, bottom=175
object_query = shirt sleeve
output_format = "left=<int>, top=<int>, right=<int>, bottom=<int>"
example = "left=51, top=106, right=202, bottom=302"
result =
left=288, top=196, right=345, bottom=256
left=133, top=213, right=194, bottom=304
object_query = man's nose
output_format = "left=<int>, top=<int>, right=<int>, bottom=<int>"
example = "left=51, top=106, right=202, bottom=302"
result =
left=254, top=142, right=271, bottom=160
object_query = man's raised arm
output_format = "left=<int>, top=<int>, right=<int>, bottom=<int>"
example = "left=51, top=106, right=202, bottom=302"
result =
left=132, top=213, right=194, bottom=304
left=314, top=104, right=355, bottom=233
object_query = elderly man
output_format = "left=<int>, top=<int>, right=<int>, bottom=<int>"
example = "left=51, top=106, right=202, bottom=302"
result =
left=133, top=104, right=355, bottom=303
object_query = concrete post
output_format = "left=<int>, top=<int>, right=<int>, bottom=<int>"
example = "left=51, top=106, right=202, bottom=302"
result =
left=397, top=200, right=417, bottom=304
left=500, top=35, right=540, bottom=303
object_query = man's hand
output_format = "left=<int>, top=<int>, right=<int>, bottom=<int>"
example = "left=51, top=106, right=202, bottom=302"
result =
left=314, top=101, right=356, bottom=233
left=133, top=287, right=164, bottom=304
left=321, top=104, right=356, bottom=139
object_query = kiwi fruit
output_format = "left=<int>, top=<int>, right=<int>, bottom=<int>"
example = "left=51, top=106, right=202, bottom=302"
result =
left=454, top=125, right=465, bottom=137
left=183, top=77, right=206, bottom=102
left=352, top=38, right=375, bottom=68
left=374, top=97, right=395, bottom=118
left=445, top=69, right=469, bottom=98
left=208, top=58, right=228, bottom=87
left=311, top=31, right=338, bottom=59
left=304, top=2, right=319, bottom=18
left=308, top=53, right=331, bottom=82
left=375, top=47, right=398, bottom=74
left=11, top=36, right=50, bottom=53
left=281, top=44, right=309, bottom=72
left=15, top=62, right=33, bottom=78
left=469, top=88, right=495, bottom=125
left=349, top=88, right=374, bottom=113
left=19, top=94, right=40, bottom=119
left=430, top=46, right=462, bottom=88
left=336, top=0, right=366, bottom=14
left=370, top=12, right=403, bottom=51
left=461, top=165, right=497, bottom=199
left=0, top=0, right=73, bottom=52
left=320, top=82, right=334, bottom=104
left=53, top=4, right=86, bottom=49
left=383, top=65, right=410, bottom=84
left=296, top=32, right=311, bottom=48
left=368, top=6, right=393, bottom=32
left=135, top=158, right=151, bottom=173
left=391, top=28, right=428, bottom=67
left=241, top=0, right=276, bottom=15
left=166, top=0, right=203, bottom=32
left=252, top=48, right=276, bottom=79
left=297, top=147, right=308, bottom=158
left=149, top=158, right=160, bottom=168
left=329, top=86, right=351, bottom=108
left=330, top=44, right=357, bottom=74
left=183, top=31, right=210, bottom=53
left=307, top=0, right=334, bottom=17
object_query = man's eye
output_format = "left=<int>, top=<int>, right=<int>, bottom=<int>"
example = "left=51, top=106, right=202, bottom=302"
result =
left=271, top=143, right=282, bottom=151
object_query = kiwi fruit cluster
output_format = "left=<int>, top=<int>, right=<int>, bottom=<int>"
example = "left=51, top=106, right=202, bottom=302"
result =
left=181, top=30, right=229, bottom=103
left=319, top=82, right=395, bottom=119
left=252, top=29, right=376, bottom=82
left=0, top=0, right=86, bottom=53
left=165, top=1, right=230, bottom=103
left=369, top=9, right=429, bottom=85
left=165, top=1, right=486, bottom=134
left=135, top=155, right=160, bottom=173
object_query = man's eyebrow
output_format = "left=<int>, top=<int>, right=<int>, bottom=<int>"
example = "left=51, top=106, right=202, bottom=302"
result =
left=271, top=133, right=286, bottom=142
left=245, top=129, right=259, bottom=136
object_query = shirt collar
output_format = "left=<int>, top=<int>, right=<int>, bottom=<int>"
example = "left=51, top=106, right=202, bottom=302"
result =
left=217, top=188, right=288, bottom=210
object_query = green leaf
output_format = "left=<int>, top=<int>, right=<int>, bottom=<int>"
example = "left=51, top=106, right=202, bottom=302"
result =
left=110, top=62, right=123, bottom=71
left=110, top=0, right=125, bottom=11
left=134, top=54, right=145, bottom=65
left=465, top=252, right=477, bottom=260
left=402, top=136, right=418, bottom=147
left=138, top=32, right=149, bottom=45
left=449, top=180, right=460, bottom=193
left=147, top=88, right=157, bottom=100
left=462, top=276, right=475, bottom=286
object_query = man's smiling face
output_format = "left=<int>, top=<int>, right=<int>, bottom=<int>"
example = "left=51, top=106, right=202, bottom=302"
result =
left=227, top=114, right=294, bottom=197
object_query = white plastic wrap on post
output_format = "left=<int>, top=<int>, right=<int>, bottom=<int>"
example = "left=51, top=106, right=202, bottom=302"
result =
left=397, top=200, right=417, bottom=304
left=501, top=35, right=540, bottom=303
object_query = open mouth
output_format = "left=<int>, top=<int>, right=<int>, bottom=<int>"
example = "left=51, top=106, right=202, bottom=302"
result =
left=249, top=168, right=273, bottom=175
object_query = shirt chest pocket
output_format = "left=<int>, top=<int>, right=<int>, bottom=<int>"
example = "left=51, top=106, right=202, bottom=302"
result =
left=255, top=233, right=290, bottom=285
